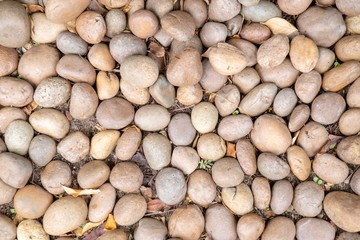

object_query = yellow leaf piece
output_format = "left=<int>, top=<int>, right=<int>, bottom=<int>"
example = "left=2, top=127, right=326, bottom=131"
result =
left=62, top=186, right=101, bottom=197
left=262, top=17, right=298, bottom=36
left=226, top=142, right=236, bottom=158
left=121, top=4, right=132, bottom=13
left=104, top=214, right=117, bottom=231
left=185, top=195, right=192, bottom=204
left=291, top=131, right=300, bottom=145
left=23, top=101, right=38, bottom=115
left=147, top=199, right=168, bottom=212
left=66, top=19, right=77, bottom=33
left=229, top=35, right=241, bottom=39
left=74, top=221, right=104, bottom=236
left=208, top=93, right=217, bottom=103
left=23, top=4, right=44, bottom=13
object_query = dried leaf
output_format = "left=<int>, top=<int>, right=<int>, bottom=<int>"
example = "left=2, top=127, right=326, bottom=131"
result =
left=123, top=125, right=141, bottom=133
left=121, top=4, right=132, bottom=13
left=74, top=221, right=104, bottom=237
left=65, top=111, right=73, bottom=121
left=291, top=131, right=300, bottom=145
left=21, top=42, right=34, bottom=54
left=185, top=195, right=192, bottom=204
left=201, top=47, right=211, bottom=58
left=147, top=199, right=168, bottom=212
left=319, top=135, right=344, bottom=153
left=82, top=223, right=105, bottom=240
left=140, top=186, right=153, bottom=200
left=263, top=209, right=276, bottom=219
left=226, top=142, right=236, bottom=158
left=192, top=133, right=200, bottom=148
left=13, top=214, right=24, bottom=225
left=229, top=34, right=240, bottom=39
left=104, top=214, right=117, bottom=231
left=66, top=19, right=77, bottom=33
left=208, top=93, right=217, bottom=103
left=95, top=123, right=106, bottom=131
left=24, top=4, right=44, bottom=13
left=159, top=216, right=166, bottom=225
left=22, top=101, right=38, bottom=115
left=88, top=0, right=108, bottom=15
left=262, top=17, right=298, bottom=36
left=324, top=183, right=334, bottom=191
left=149, top=42, right=165, bottom=58
left=62, top=186, right=101, bottom=197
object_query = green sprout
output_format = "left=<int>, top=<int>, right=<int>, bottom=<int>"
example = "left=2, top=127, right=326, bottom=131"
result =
left=198, top=159, right=213, bottom=170
left=10, top=208, right=16, bottom=214
left=79, top=223, right=86, bottom=229
left=333, top=61, right=341, bottom=68
left=329, top=143, right=337, bottom=150
left=17, top=75, right=22, bottom=79
left=231, top=109, right=240, bottom=115
left=313, top=176, right=324, bottom=185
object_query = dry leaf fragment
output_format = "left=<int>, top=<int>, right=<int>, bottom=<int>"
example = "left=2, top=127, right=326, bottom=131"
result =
left=121, top=4, right=132, bottom=13
left=62, top=186, right=101, bottom=197
left=82, top=223, right=106, bottom=240
left=147, top=199, right=168, bottom=212
left=13, top=214, right=24, bottom=225
left=262, top=17, right=298, bottom=36
left=22, top=101, right=38, bottom=115
left=291, top=131, right=300, bottom=145
left=208, top=93, right=217, bottom=103
left=65, top=111, right=73, bottom=121
left=140, top=186, right=153, bottom=200
left=192, top=133, right=200, bottom=148
left=23, top=4, right=44, bottom=13
left=149, top=42, right=165, bottom=58
left=319, top=134, right=344, bottom=153
left=104, top=214, right=117, bottom=231
left=123, top=125, right=141, bottom=133
left=226, top=142, right=236, bottom=158
left=88, top=0, right=108, bottom=15
left=229, top=34, right=240, bottom=39
left=66, top=19, right=77, bottom=33
left=74, top=221, right=104, bottom=236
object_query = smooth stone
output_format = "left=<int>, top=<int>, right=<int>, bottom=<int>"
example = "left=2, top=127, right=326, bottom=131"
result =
left=155, top=168, right=187, bottom=205
left=252, top=177, right=271, bottom=210
left=0, top=152, right=32, bottom=188
left=57, top=131, right=90, bottom=163
left=88, top=183, right=116, bottom=223
left=43, top=196, right=88, bottom=236
left=270, top=180, right=293, bottom=215
left=143, top=133, right=171, bottom=171
left=257, top=153, right=290, bottom=180
left=324, top=191, right=360, bottom=232
left=261, top=217, right=296, bottom=240
left=296, top=218, right=336, bottom=240
left=293, top=181, right=325, bottom=217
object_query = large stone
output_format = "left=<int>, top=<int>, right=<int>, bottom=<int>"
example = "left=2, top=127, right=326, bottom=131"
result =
left=324, top=191, right=360, bottom=232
